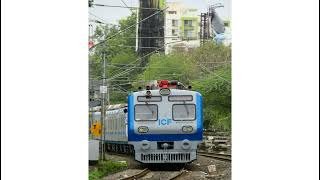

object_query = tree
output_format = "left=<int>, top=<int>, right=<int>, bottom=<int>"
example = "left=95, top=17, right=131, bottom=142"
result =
left=189, top=42, right=231, bottom=74
left=192, top=65, right=231, bottom=131
left=136, top=52, right=199, bottom=86
left=89, top=12, right=139, bottom=103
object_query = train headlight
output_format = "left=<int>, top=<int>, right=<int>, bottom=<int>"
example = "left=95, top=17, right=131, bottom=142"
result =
left=181, top=139, right=191, bottom=150
left=141, top=140, right=150, bottom=150
left=159, top=88, right=170, bottom=96
left=138, top=126, right=149, bottom=133
left=182, top=126, right=193, bottom=133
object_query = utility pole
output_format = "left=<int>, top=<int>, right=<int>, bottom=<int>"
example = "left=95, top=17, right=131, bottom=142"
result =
left=89, top=24, right=93, bottom=139
left=100, top=52, right=107, bottom=161
left=135, top=8, right=139, bottom=52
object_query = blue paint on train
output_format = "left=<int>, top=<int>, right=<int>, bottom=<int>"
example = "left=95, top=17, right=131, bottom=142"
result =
left=128, top=93, right=203, bottom=141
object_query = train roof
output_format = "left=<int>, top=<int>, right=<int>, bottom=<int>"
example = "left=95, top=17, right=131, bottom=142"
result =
left=132, top=88, right=199, bottom=96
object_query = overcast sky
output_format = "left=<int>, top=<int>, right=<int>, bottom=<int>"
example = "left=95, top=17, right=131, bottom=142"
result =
left=89, top=0, right=231, bottom=25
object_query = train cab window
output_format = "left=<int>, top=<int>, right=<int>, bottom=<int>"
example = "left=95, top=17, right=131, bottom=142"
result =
left=135, top=105, right=158, bottom=121
left=169, top=95, right=193, bottom=101
left=137, top=96, right=162, bottom=102
left=172, top=104, right=196, bottom=120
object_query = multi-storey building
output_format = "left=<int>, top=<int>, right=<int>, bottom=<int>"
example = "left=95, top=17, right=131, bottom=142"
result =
left=164, top=1, right=200, bottom=54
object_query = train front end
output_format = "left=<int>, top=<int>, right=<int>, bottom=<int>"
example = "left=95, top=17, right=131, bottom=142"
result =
left=128, top=81, right=203, bottom=163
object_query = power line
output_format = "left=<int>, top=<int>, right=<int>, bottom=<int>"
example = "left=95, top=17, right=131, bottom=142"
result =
left=92, top=3, right=161, bottom=10
left=89, top=6, right=169, bottom=51
left=111, top=45, right=172, bottom=49
left=120, top=0, right=134, bottom=13
left=109, top=59, right=230, bottom=82
left=109, top=41, right=186, bottom=76
left=108, top=62, right=230, bottom=67
left=108, top=40, right=184, bottom=80
left=108, top=64, right=183, bottom=70
left=198, top=63, right=231, bottom=84
left=89, top=12, right=119, bottom=26
left=119, top=36, right=182, bottom=39
left=108, top=40, right=181, bottom=78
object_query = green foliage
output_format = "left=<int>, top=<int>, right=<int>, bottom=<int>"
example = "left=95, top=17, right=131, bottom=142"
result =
left=132, top=43, right=232, bottom=132
left=192, top=66, right=231, bottom=131
left=89, top=12, right=232, bottom=132
left=90, top=12, right=138, bottom=80
left=137, top=52, right=199, bottom=85
left=191, top=42, right=231, bottom=62
left=189, top=42, right=231, bottom=73
left=108, top=51, right=138, bottom=77
left=89, top=160, right=127, bottom=180
left=109, top=91, right=127, bottom=104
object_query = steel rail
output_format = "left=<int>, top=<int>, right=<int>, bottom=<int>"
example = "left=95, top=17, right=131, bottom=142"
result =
left=197, top=151, right=231, bottom=162
left=168, top=169, right=187, bottom=180
left=119, top=168, right=151, bottom=180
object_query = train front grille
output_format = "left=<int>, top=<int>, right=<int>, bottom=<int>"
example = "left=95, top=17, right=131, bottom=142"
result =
left=140, top=153, right=191, bottom=162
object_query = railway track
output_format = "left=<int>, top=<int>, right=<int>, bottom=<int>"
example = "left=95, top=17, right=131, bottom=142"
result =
left=168, top=168, right=186, bottom=180
left=119, top=168, right=151, bottom=180
left=119, top=168, right=186, bottom=180
left=197, top=151, right=231, bottom=162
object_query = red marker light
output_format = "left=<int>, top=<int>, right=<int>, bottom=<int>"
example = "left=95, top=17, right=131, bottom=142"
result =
left=88, top=41, right=94, bottom=48
left=158, top=80, right=169, bottom=88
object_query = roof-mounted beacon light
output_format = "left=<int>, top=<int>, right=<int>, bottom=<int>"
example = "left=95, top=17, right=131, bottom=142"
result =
left=159, top=88, right=170, bottom=96
left=158, top=80, right=169, bottom=88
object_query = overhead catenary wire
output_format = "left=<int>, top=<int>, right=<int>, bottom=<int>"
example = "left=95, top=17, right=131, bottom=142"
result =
left=92, top=3, right=161, bottom=10
left=107, top=40, right=185, bottom=80
left=117, top=36, right=182, bottom=39
left=198, top=63, right=231, bottom=84
left=89, top=3, right=231, bottom=94
left=120, top=0, right=135, bottom=13
left=109, top=58, right=230, bottom=83
left=89, top=6, right=169, bottom=51
left=89, top=12, right=120, bottom=26
left=108, top=64, right=182, bottom=70
left=111, top=45, right=190, bottom=49
left=108, top=41, right=174, bottom=77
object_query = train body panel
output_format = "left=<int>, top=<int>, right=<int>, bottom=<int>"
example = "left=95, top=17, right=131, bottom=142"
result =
left=89, top=80, right=204, bottom=163
left=127, top=88, right=203, bottom=163
left=91, top=104, right=128, bottom=144
left=105, top=107, right=128, bottom=142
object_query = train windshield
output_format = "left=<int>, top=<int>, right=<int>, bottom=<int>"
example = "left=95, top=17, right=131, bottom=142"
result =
left=172, top=104, right=196, bottom=120
left=135, top=104, right=158, bottom=121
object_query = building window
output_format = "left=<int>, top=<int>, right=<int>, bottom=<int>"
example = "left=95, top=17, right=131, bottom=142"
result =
left=168, top=11, right=177, bottom=14
left=184, top=30, right=193, bottom=38
left=172, top=29, right=178, bottom=36
left=184, top=20, right=193, bottom=27
left=224, top=21, right=230, bottom=27
left=172, top=20, right=178, bottom=27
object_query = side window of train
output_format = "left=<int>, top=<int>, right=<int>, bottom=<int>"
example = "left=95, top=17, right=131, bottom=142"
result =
left=172, top=104, right=196, bottom=121
left=134, top=104, right=158, bottom=121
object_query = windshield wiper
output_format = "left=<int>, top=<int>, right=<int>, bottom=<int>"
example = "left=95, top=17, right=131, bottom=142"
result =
left=145, top=102, right=155, bottom=117
left=183, top=100, right=190, bottom=116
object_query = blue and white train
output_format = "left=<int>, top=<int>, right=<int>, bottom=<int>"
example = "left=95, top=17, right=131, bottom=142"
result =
left=90, top=80, right=203, bottom=163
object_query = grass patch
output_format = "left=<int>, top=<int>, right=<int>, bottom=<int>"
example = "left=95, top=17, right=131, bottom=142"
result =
left=89, top=160, right=127, bottom=180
